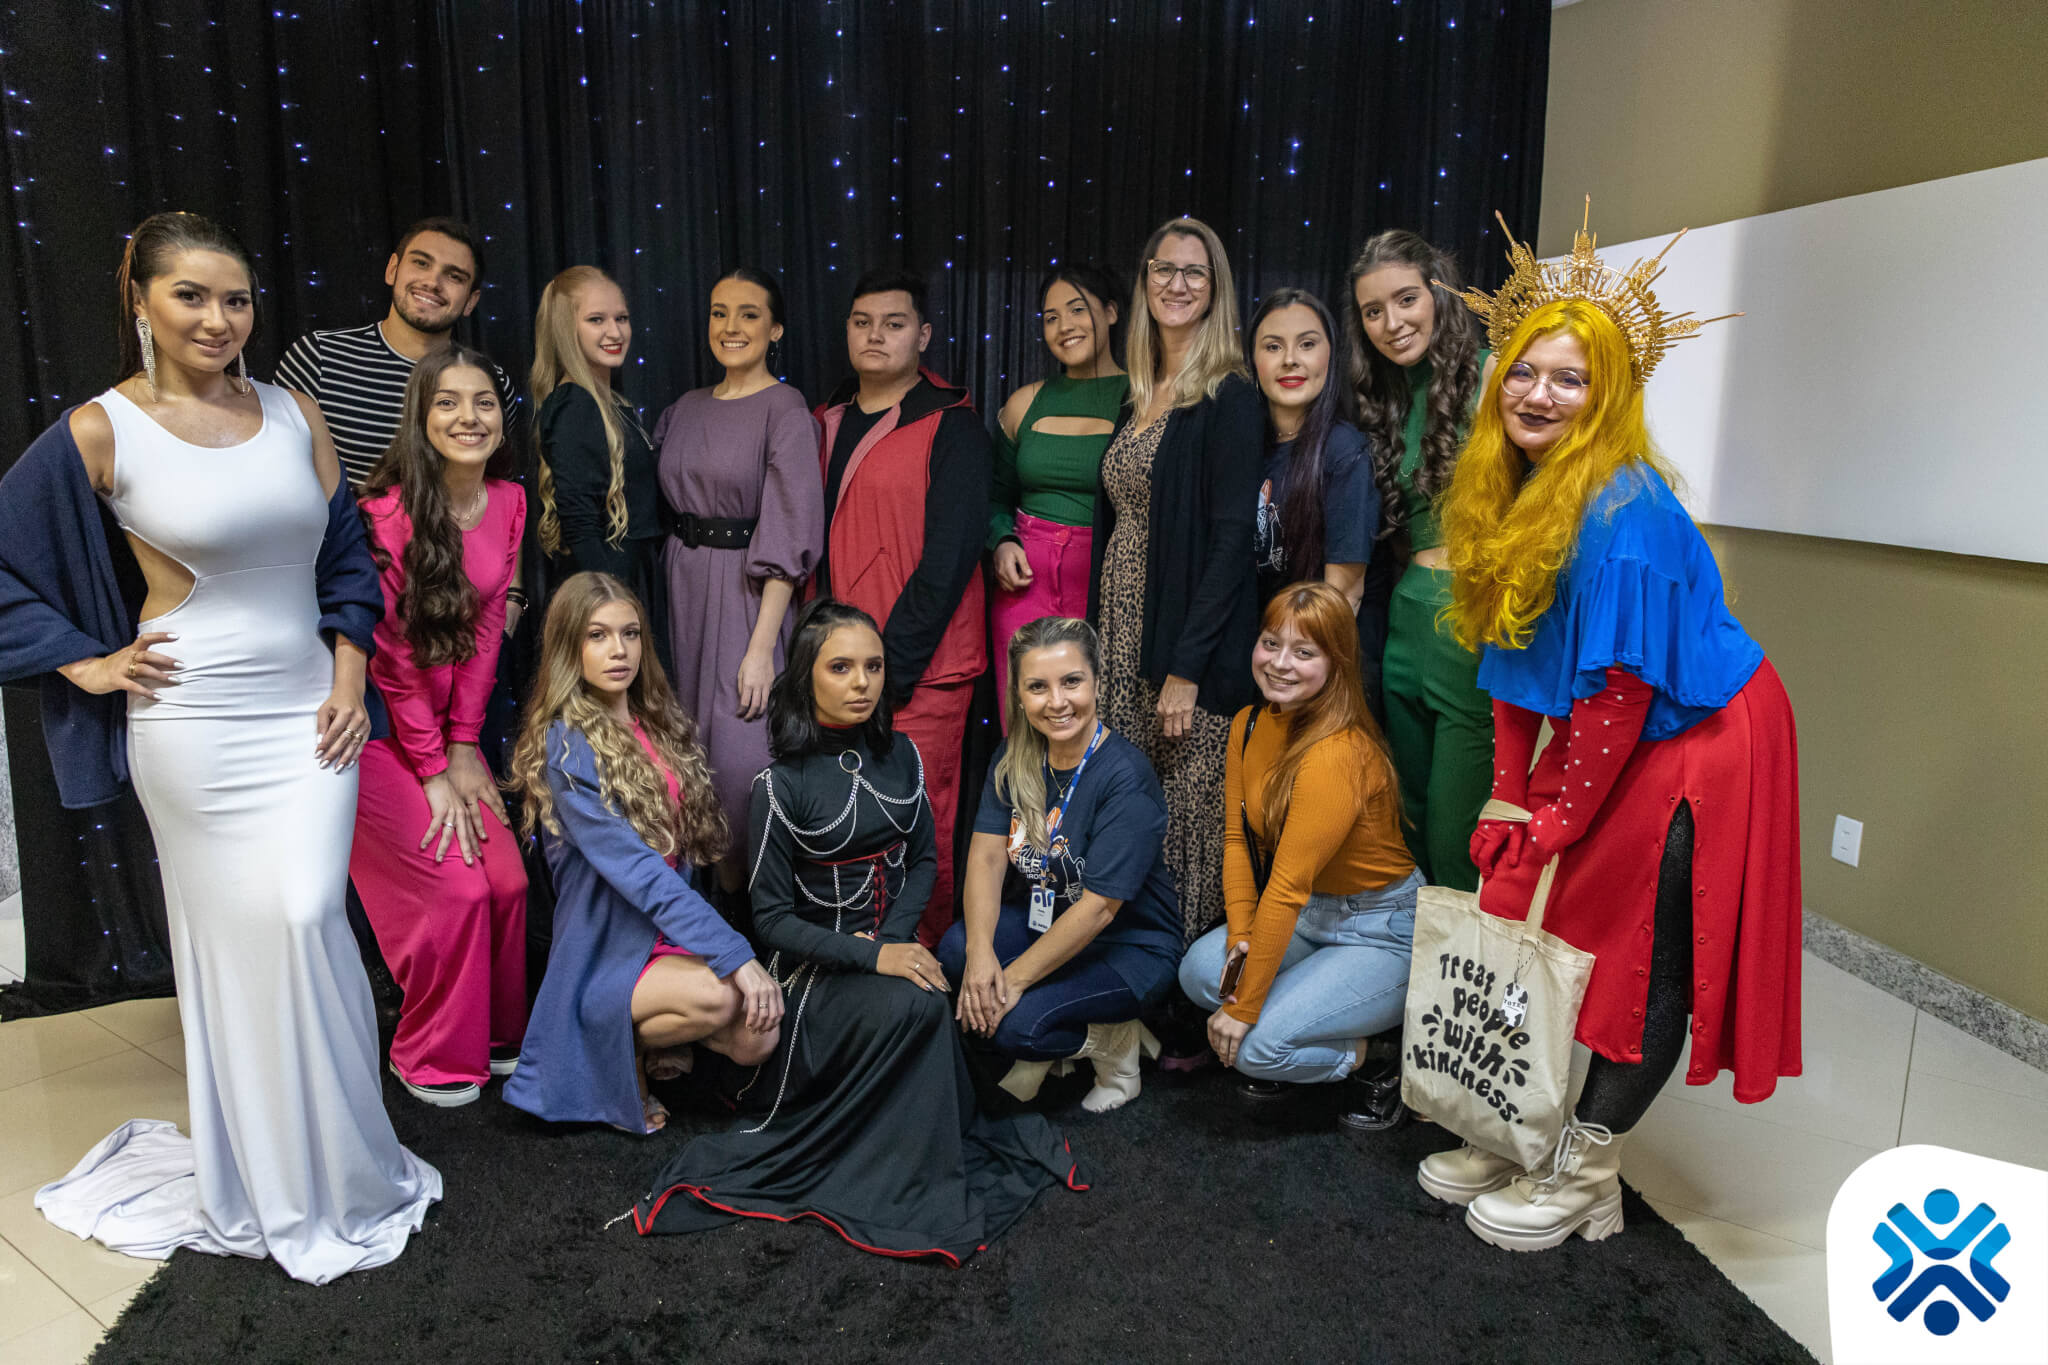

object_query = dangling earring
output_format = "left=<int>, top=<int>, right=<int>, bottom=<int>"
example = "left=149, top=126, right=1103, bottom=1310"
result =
left=136, top=316, right=159, bottom=402
left=234, top=350, right=252, bottom=395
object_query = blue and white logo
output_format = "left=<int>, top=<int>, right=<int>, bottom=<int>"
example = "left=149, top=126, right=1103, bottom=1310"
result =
left=1870, top=1187, right=2009, bottom=1336
left=1829, top=1146, right=2047, bottom=1364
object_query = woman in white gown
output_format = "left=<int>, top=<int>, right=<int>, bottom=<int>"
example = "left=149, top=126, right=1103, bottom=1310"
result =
left=3, top=213, right=440, bottom=1284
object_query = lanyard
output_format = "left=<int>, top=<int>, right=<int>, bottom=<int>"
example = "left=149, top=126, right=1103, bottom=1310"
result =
left=1041, top=723, right=1106, bottom=864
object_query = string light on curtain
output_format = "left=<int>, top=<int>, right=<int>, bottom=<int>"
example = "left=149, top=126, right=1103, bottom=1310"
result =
left=0, top=0, right=1550, bottom=1011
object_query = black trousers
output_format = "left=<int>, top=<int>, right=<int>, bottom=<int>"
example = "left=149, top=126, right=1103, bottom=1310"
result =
left=1574, top=800, right=1695, bottom=1134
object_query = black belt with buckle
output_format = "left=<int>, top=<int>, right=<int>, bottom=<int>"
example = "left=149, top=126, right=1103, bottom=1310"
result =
left=663, top=508, right=758, bottom=549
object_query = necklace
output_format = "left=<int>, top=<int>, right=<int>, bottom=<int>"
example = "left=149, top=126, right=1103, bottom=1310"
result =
left=450, top=482, right=487, bottom=529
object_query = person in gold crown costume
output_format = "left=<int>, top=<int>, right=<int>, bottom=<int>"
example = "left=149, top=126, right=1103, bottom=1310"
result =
left=1415, top=203, right=1803, bottom=1252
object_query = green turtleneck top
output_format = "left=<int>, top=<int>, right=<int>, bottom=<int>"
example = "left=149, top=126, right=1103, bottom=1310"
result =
left=1394, top=351, right=1488, bottom=553
left=988, top=372, right=1131, bottom=546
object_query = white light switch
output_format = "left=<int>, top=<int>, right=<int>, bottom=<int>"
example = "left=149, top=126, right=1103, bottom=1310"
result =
left=1831, top=815, right=1863, bottom=867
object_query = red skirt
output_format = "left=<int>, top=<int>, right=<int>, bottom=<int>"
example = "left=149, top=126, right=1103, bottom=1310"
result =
left=1480, top=660, right=1802, bottom=1102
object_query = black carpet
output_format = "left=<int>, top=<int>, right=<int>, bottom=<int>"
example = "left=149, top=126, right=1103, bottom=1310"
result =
left=93, top=1066, right=1817, bottom=1364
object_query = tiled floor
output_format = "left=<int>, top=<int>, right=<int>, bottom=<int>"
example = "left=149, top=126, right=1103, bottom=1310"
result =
left=3, top=910, right=2045, bottom=1364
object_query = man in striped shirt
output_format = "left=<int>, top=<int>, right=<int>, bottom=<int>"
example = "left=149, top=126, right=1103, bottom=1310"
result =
left=276, top=216, right=519, bottom=487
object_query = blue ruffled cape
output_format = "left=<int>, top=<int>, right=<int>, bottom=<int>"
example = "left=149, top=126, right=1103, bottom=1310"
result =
left=1478, top=464, right=1763, bottom=740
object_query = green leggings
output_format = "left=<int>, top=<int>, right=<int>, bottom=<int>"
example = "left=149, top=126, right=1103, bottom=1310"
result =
left=1382, top=563, right=1494, bottom=891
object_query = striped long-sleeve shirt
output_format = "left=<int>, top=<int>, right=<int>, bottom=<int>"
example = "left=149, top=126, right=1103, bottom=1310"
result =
left=275, top=321, right=519, bottom=487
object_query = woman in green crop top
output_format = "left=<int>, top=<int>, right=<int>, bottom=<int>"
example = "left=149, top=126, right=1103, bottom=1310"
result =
left=1345, top=230, right=1494, bottom=890
left=989, top=264, right=1130, bottom=722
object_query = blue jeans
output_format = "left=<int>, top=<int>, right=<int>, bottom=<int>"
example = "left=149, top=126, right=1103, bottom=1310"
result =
left=1178, top=871, right=1421, bottom=1084
left=936, top=905, right=1174, bottom=1060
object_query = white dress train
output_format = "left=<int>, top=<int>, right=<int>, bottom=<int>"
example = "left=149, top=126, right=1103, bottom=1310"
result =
left=33, top=383, right=440, bottom=1285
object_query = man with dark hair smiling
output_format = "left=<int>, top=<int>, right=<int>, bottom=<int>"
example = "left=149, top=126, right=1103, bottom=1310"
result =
left=277, top=216, right=518, bottom=487
left=277, top=217, right=524, bottom=1014
left=813, top=268, right=992, bottom=946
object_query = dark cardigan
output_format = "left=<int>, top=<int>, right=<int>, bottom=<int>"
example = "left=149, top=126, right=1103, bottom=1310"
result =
left=0, top=407, right=386, bottom=808
left=1088, top=370, right=1263, bottom=716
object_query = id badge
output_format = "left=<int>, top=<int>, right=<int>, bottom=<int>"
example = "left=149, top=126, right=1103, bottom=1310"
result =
left=1028, top=885, right=1056, bottom=933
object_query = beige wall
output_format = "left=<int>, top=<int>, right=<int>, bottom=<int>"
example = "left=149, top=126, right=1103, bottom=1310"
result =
left=1543, top=0, right=2048, bottom=1019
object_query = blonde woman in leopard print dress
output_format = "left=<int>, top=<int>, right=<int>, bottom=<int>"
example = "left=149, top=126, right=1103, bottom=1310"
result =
left=1088, top=217, right=1264, bottom=943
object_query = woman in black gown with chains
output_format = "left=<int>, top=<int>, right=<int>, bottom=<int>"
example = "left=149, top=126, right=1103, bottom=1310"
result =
left=632, top=599, right=1084, bottom=1262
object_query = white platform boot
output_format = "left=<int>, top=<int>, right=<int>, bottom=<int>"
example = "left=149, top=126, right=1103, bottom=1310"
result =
left=1417, top=1143, right=1523, bottom=1206
left=1070, top=1020, right=1163, bottom=1113
left=1464, top=1117, right=1625, bottom=1251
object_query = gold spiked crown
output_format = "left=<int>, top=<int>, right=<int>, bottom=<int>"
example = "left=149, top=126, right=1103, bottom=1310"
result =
left=1443, top=197, right=1739, bottom=388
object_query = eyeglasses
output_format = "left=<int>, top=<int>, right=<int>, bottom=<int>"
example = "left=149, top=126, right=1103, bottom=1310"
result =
left=1500, top=362, right=1589, bottom=401
left=1147, top=260, right=1213, bottom=290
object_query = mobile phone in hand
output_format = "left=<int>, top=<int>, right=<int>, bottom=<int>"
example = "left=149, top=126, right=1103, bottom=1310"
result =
left=1219, top=950, right=1246, bottom=1000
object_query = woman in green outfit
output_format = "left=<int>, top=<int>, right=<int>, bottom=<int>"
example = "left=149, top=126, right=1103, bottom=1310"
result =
left=989, top=264, right=1129, bottom=721
left=1345, top=231, right=1494, bottom=890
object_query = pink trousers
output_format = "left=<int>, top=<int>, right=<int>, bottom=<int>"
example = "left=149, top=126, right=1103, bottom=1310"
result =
left=351, top=740, right=529, bottom=1086
left=990, top=512, right=1095, bottom=730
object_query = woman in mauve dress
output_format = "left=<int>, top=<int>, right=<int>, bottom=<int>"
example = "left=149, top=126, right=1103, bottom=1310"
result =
left=653, top=267, right=822, bottom=891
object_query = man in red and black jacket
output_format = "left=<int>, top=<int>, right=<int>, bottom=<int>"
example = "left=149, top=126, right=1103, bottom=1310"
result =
left=814, top=268, right=992, bottom=945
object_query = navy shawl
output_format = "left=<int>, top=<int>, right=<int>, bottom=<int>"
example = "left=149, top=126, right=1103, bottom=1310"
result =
left=0, top=406, right=387, bottom=807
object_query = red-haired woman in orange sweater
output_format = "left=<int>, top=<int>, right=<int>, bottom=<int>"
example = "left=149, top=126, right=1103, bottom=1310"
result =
left=1178, top=581, right=1421, bottom=1132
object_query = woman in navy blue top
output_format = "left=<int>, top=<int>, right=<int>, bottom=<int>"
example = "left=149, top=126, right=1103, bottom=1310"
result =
left=1247, top=288, right=1379, bottom=616
left=939, top=616, right=1181, bottom=1113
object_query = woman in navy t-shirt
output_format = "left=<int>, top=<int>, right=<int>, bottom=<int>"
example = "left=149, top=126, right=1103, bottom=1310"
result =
left=937, top=617, right=1181, bottom=1113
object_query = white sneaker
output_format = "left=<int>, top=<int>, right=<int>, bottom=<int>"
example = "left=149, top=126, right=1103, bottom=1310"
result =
left=390, top=1062, right=480, bottom=1108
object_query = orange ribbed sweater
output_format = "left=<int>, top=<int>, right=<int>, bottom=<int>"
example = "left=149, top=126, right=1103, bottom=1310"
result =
left=1221, top=705, right=1414, bottom=1023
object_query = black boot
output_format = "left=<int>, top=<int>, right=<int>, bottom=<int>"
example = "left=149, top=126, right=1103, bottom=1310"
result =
left=1337, top=1059, right=1410, bottom=1134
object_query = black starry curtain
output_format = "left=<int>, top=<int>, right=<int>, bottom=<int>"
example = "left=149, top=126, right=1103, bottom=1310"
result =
left=0, top=0, right=1548, bottom=1011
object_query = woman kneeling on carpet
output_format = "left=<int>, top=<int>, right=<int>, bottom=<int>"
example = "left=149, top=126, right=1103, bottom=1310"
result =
left=503, top=571, right=782, bottom=1135
left=939, top=616, right=1181, bottom=1112
left=1179, top=581, right=1422, bottom=1132
left=630, top=598, right=1084, bottom=1262
left=1424, top=210, right=1802, bottom=1250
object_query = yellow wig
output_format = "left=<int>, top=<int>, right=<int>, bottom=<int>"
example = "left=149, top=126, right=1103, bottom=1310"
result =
left=1439, top=299, right=1680, bottom=651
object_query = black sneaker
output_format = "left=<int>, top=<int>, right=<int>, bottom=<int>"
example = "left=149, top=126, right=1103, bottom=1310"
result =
left=488, top=1046, right=520, bottom=1078
left=390, top=1063, right=480, bottom=1108
left=1337, top=1060, right=1410, bottom=1134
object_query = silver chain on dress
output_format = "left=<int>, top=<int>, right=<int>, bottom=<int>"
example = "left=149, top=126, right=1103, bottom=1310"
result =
left=731, top=740, right=927, bottom=1134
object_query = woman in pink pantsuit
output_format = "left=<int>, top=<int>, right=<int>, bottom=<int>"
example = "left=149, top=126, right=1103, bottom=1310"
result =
left=353, top=347, right=530, bottom=1107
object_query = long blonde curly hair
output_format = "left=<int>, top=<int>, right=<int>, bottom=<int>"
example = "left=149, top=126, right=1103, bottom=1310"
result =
left=530, top=266, right=632, bottom=556
left=1439, top=300, right=1680, bottom=651
left=506, top=572, right=727, bottom=864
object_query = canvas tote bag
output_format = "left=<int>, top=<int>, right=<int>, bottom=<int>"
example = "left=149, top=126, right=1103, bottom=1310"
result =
left=1400, top=799, right=1596, bottom=1170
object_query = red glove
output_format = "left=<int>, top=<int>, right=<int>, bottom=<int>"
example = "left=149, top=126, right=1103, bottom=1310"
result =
left=1469, top=820, right=1527, bottom=880
left=1469, top=701, right=1544, bottom=880
left=1524, top=668, right=1654, bottom=859
left=1488, top=701, right=1542, bottom=809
